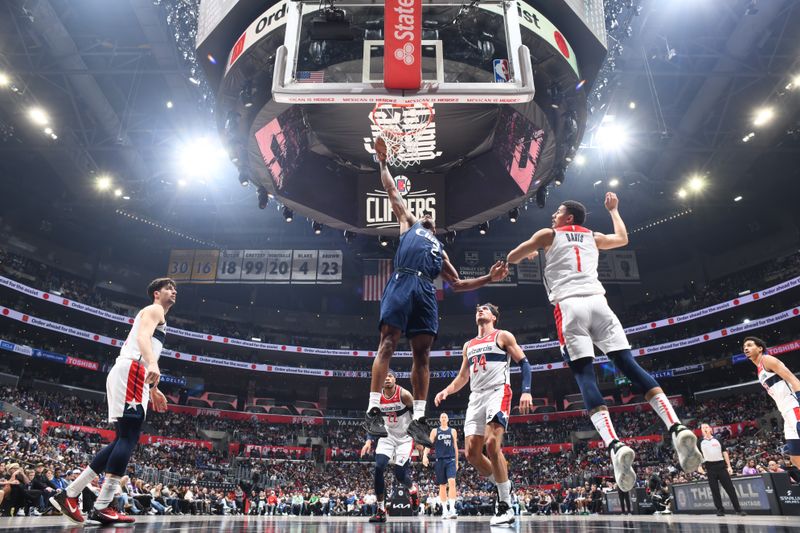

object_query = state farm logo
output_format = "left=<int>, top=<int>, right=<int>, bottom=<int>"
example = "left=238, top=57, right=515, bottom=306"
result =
left=392, top=0, right=417, bottom=65
left=394, top=42, right=415, bottom=65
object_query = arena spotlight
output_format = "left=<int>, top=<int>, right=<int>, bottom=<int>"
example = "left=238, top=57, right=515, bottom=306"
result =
left=753, top=107, right=774, bottom=127
left=28, top=107, right=49, bottom=126
left=677, top=188, right=688, bottom=199
left=508, top=207, right=520, bottom=223
left=282, top=206, right=294, bottom=222
left=238, top=171, right=250, bottom=187
left=166, top=101, right=173, bottom=109
left=688, top=175, right=705, bottom=192
left=179, top=137, right=227, bottom=178
left=574, top=154, right=586, bottom=166
left=553, top=167, right=566, bottom=187
left=609, top=178, right=620, bottom=188
left=114, top=188, right=123, bottom=197
left=312, top=221, right=323, bottom=235
left=594, top=122, right=629, bottom=152
left=478, top=222, right=489, bottom=235
left=535, top=187, right=547, bottom=208
left=0, top=72, right=9, bottom=87
left=343, top=230, right=356, bottom=244
left=379, top=235, right=389, bottom=247
left=257, top=186, right=269, bottom=209
left=734, top=195, right=743, bottom=202
left=629, top=101, right=636, bottom=109
left=240, top=82, right=254, bottom=108
left=95, top=175, right=112, bottom=191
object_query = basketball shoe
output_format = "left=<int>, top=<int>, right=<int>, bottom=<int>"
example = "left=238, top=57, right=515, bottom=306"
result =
left=609, top=440, right=636, bottom=492
left=670, top=423, right=703, bottom=473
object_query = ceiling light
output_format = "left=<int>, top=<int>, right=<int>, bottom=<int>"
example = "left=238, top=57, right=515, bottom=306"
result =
left=753, top=107, right=774, bottom=127
left=0, top=72, right=9, bottom=87
left=28, top=107, right=49, bottom=126
left=478, top=222, right=489, bottom=235
left=594, top=123, right=629, bottom=152
left=628, top=101, right=636, bottom=109
left=238, top=171, right=250, bottom=187
left=688, top=175, right=705, bottom=192
left=609, top=178, right=619, bottom=188
left=189, top=77, right=201, bottom=85
left=593, top=180, right=603, bottom=187
left=180, top=137, right=226, bottom=177
left=312, top=221, right=323, bottom=235
left=166, top=101, right=173, bottom=109
left=379, top=235, right=389, bottom=247
left=508, top=207, right=519, bottom=223
left=734, top=195, right=742, bottom=202
left=96, top=175, right=112, bottom=191
left=114, top=188, right=123, bottom=197
left=344, top=231, right=356, bottom=244
left=282, top=206, right=293, bottom=222
left=44, top=127, right=53, bottom=135
left=122, top=195, right=131, bottom=200
left=257, top=186, right=269, bottom=209
left=574, top=154, right=586, bottom=166
left=677, top=188, right=687, bottom=199
left=178, top=179, right=188, bottom=187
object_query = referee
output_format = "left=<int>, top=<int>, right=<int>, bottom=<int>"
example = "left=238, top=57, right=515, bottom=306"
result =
left=697, top=423, right=746, bottom=517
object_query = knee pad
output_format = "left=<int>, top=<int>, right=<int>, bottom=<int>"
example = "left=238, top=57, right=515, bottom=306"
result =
left=567, top=357, right=605, bottom=411
left=607, top=349, right=659, bottom=392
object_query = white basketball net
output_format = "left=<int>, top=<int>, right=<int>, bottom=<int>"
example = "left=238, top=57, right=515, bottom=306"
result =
left=371, top=102, right=434, bottom=168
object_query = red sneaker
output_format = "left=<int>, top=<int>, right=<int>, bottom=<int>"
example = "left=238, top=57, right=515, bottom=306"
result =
left=50, top=490, right=84, bottom=524
left=88, top=507, right=136, bottom=525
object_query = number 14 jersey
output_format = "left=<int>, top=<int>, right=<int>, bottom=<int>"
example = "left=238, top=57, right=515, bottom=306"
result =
left=465, top=330, right=510, bottom=393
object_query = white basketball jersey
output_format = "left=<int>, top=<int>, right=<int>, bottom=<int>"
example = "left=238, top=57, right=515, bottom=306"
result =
left=757, top=358, right=800, bottom=419
left=465, top=330, right=510, bottom=392
left=543, top=225, right=605, bottom=304
left=380, top=385, right=412, bottom=438
left=119, top=308, right=167, bottom=362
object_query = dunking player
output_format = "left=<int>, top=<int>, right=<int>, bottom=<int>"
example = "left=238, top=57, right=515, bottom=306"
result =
left=364, top=137, right=508, bottom=447
left=360, top=370, right=420, bottom=523
left=505, top=193, right=702, bottom=492
left=422, top=413, right=459, bottom=519
left=434, top=303, right=533, bottom=526
left=50, top=278, right=175, bottom=525
left=744, top=336, right=800, bottom=467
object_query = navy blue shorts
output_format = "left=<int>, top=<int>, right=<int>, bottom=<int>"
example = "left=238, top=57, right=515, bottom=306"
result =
left=379, top=272, right=438, bottom=338
left=435, top=458, right=456, bottom=484
left=786, top=439, right=800, bottom=456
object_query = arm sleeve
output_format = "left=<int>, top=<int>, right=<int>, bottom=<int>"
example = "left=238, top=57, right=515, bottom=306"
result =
left=517, top=356, right=532, bottom=393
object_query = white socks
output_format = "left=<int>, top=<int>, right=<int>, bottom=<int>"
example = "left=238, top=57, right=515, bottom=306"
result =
left=649, top=392, right=680, bottom=429
left=488, top=473, right=497, bottom=485
left=66, top=467, right=98, bottom=498
left=93, top=476, right=121, bottom=510
left=377, top=500, right=385, bottom=511
left=448, top=498, right=456, bottom=514
left=590, top=410, right=619, bottom=446
left=368, top=392, right=381, bottom=413
left=413, top=400, right=426, bottom=420
left=497, top=480, right=511, bottom=505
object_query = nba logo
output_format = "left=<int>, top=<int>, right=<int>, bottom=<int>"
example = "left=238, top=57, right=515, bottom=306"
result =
left=493, top=59, right=509, bottom=83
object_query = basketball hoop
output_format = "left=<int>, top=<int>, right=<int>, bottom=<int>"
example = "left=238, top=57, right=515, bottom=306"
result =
left=370, top=102, right=434, bottom=168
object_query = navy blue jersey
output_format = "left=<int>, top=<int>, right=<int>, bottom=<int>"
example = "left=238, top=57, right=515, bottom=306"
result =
left=435, top=427, right=455, bottom=459
left=394, top=221, right=443, bottom=280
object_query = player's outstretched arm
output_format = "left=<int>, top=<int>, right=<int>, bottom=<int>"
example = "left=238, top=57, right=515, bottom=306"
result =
left=440, top=251, right=508, bottom=292
left=594, top=192, right=629, bottom=250
left=375, top=137, right=415, bottom=232
left=497, top=330, right=533, bottom=414
left=435, top=344, right=471, bottom=405
left=506, top=228, right=555, bottom=264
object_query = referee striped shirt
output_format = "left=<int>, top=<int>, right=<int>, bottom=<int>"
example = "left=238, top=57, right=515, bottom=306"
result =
left=699, top=436, right=725, bottom=464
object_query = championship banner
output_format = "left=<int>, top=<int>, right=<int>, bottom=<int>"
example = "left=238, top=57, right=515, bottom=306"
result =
left=2, top=273, right=797, bottom=357
left=2, top=299, right=799, bottom=375
left=384, top=0, right=422, bottom=90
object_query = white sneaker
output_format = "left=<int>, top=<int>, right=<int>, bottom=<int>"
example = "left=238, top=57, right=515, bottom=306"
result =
left=610, top=441, right=636, bottom=492
left=490, top=501, right=515, bottom=526
left=448, top=510, right=458, bottom=519
left=672, top=425, right=703, bottom=473
left=17, top=509, right=26, bottom=517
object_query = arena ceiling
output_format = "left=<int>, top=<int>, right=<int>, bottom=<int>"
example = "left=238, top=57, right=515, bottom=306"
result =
left=0, top=0, right=799, bottom=258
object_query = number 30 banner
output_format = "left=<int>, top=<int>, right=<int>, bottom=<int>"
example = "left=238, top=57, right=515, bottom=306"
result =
left=167, top=249, right=342, bottom=284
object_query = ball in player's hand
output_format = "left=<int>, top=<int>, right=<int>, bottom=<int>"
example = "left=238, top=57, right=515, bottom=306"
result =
left=374, top=137, right=388, bottom=162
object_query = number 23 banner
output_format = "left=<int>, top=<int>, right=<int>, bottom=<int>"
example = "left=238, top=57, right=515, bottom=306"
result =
left=167, top=249, right=342, bottom=284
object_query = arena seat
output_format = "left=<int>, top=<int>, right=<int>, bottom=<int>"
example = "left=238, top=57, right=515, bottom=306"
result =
left=253, top=397, right=276, bottom=407
left=623, top=394, right=645, bottom=405
left=267, top=406, right=292, bottom=416
left=563, top=393, right=584, bottom=410
left=532, top=397, right=549, bottom=406
left=244, top=405, right=269, bottom=414
left=212, top=401, right=236, bottom=410
left=603, top=396, right=616, bottom=406
left=532, top=405, right=557, bottom=414
left=187, top=398, right=212, bottom=408
left=564, top=401, right=585, bottom=411
left=294, top=400, right=320, bottom=409
left=297, top=408, right=323, bottom=417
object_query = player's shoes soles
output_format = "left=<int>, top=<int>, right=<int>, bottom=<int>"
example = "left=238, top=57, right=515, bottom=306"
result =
left=490, top=501, right=515, bottom=526
left=87, top=507, right=136, bottom=525
left=369, top=509, right=387, bottom=523
left=407, top=419, right=433, bottom=448
left=609, top=440, right=636, bottom=493
left=49, top=490, right=84, bottom=524
left=671, top=424, right=703, bottom=473
left=363, top=408, right=388, bottom=438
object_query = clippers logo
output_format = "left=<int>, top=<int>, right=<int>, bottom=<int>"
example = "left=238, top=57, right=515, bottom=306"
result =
left=394, top=175, right=411, bottom=195
left=394, top=42, right=416, bottom=66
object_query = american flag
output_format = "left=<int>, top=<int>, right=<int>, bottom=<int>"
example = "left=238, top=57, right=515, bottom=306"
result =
left=297, top=71, right=325, bottom=83
left=363, top=259, right=445, bottom=301
left=363, top=259, right=393, bottom=301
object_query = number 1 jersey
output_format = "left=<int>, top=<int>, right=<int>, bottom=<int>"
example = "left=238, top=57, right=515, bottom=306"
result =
left=543, top=225, right=605, bottom=304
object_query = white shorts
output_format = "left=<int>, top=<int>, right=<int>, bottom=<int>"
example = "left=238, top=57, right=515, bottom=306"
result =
left=783, top=408, right=800, bottom=441
left=375, top=433, right=414, bottom=466
left=464, top=384, right=512, bottom=437
left=554, top=294, right=630, bottom=361
left=106, top=358, right=150, bottom=422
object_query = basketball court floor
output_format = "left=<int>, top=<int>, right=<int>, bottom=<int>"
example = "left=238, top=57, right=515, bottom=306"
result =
left=1, top=514, right=798, bottom=532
